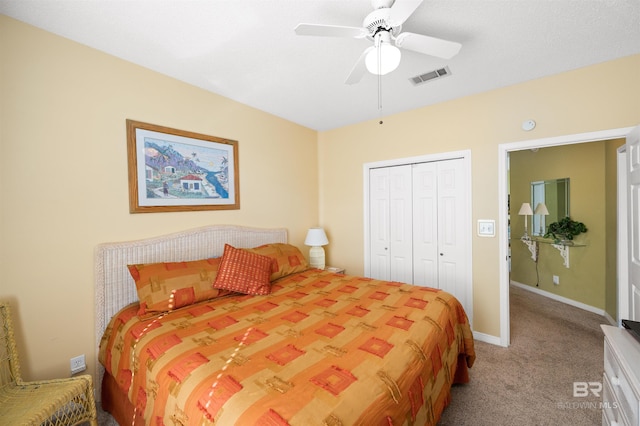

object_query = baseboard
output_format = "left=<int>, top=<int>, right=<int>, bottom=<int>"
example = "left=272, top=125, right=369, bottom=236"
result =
left=603, top=311, right=617, bottom=326
left=472, top=330, right=504, bottom=346
left=510, top=280, right=606, bottom=317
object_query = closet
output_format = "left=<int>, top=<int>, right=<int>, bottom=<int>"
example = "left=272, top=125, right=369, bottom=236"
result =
left=368, top=158, right=470, bottom=313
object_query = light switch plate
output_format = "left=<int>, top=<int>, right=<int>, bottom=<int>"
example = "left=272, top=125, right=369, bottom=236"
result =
left=477, top=220, right=495, bottom=237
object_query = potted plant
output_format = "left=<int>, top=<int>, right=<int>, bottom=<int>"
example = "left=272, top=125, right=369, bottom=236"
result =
left=543, top=216, right=588, bottom=244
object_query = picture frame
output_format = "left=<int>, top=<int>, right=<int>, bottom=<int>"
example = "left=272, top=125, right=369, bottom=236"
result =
left=127, top=119, right=239, bottom=213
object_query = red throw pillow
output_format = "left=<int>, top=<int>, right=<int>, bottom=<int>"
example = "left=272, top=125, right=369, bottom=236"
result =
left=213, top=244, right=272, bottom=295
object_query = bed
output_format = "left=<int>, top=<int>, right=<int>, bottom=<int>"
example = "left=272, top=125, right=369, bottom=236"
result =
left=95, top=225, right=475, bottom=425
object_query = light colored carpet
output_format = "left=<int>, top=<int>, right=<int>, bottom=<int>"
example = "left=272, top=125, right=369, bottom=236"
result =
left=94, top=284, right=606, bottom=425
left=439, top=284, right=605, bottom=426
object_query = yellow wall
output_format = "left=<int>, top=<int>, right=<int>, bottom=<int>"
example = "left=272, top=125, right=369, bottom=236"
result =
left=0, top=16, right=318, bottom=381
left=318, top=54, right=640, bottom=337
left=509, top=141, right=623, bottom=312
left=2, top=14, right=640, bottom=384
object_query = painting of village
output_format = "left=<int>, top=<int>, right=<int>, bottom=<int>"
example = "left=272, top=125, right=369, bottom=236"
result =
left=142, top=136, right=231, bottom=202
left=127, top=120, right=239, bottom=213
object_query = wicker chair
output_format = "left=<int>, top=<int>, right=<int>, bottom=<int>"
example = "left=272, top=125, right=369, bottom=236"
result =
left=0, top=302, right=98, bottom=425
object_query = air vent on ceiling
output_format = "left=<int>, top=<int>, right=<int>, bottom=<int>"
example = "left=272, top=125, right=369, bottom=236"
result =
left=410, top=66, right=451, bottom=86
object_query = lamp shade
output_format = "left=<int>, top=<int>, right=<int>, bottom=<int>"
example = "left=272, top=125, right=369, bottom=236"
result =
left=518, top=203, right=533, bottom=215
left=304, top=228, right=328, bottom=246
left=534, top=203, right=549, bottom=215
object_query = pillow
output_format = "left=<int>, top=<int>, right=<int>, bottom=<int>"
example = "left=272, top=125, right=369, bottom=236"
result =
left=247, top=243, right=309, bottom=281
left=213, top=244, right=272, bottom=295
left=128, top=258, right=229, bottom=319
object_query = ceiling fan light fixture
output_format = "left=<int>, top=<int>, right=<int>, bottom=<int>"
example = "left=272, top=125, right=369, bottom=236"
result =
left=296, top=0, right=461, bottom=84
left=365, top=41, right=401, bottom=75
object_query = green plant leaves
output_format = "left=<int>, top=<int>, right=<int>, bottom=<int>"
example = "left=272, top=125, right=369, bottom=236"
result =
left=543, top=216, right=588, bottom=243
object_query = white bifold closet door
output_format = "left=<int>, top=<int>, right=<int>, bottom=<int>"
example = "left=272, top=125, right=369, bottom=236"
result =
left=369, top=159, right=468, bottom=308
left=370, top=164, right=413, bottom=283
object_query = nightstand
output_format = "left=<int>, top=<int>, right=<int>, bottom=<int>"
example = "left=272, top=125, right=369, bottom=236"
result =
left=325, top=266, right=345, bottom=274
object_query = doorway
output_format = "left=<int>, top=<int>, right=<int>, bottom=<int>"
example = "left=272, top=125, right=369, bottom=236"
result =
left=498, top=127, right=635, bottom=347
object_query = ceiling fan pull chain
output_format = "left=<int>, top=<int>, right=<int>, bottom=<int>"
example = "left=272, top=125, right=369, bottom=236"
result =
left=378, top=40, right=383, bottom=111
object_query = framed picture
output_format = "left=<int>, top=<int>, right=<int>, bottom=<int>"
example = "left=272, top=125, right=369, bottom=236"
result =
left=127, top=120, right=239, bottom=213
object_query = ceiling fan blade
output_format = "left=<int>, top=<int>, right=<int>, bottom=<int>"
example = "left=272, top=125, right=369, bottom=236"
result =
left=294, top=23, right=367, bottom=38
left=345, top=47, right=374, bottom=85
left=387, top=0, right=424, bottom=27
left=395, top=32, right=461, bottom=59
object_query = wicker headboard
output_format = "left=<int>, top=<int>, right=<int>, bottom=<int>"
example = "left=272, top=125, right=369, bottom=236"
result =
left=93, top=225, right=287, bottom=397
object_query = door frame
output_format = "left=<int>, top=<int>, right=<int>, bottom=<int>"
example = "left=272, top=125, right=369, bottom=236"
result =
left=498, top=127, right=634, bottom=347
left=363, top=150, right=473, bottom=323
left=618, top=145, right=629, bottom=325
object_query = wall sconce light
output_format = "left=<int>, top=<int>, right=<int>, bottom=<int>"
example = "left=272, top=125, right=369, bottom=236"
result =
left=304, top=227, right=329, bottom=269
left=534, top=202, right=549, bottom=235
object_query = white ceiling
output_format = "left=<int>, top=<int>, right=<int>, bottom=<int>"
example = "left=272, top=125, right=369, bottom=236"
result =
left=2, top=0, right=639, bottom=131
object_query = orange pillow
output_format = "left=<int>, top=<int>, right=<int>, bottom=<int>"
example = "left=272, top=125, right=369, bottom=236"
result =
left=128, top=258, right=229, bottom=319
left=247, top=243, right=309, bottom=281
left=213, top=244, right=272, bottom=295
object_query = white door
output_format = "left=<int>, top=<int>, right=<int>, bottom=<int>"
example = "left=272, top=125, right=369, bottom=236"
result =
left=434, top=159, right=468, bottom=310
left=627, top=125, right=640, bottom=321
left=369, top=166, right=413, bottom=282
left=412, top=162, right=438, bottom=286
left=370, top=167, right=391, bottom=281
left=388, top=165, right=413, bottom=283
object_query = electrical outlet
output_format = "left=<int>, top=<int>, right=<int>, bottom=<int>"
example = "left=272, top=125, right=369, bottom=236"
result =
left=70, top=354, right=86, bottom=374
left=553, top=275, right=560, bottom=285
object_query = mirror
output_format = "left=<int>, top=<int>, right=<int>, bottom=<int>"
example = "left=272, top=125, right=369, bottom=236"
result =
left=531, top=178, right=570, bottom=236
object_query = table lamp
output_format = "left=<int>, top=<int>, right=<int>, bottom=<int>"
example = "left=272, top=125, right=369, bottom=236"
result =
left=304, top=228, right=329, bottom=269
left=534, top=202, right=549, bottom=235
left=518, top=202, right=533, bottom=238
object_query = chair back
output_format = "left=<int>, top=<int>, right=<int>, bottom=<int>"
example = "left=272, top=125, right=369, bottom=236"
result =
left=0, top=302, right=22, bottom=389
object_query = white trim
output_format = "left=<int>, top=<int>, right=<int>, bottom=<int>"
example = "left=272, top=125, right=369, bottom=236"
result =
left=604, top=311, right=617, bottom=327
left=499, top=128, right=634, bottom=151
left=617, top=145, right=629, bottom=326
left=363, top=150, right=473, bottom=324
left=363, top=150, right=472, bottom=171
left=510, top=280, right=606, bottom=316
left=498, top=145, right=510, bottom=346
left=472, top=330, right=502, bottom=346
left=498, top=127, right=634, bottom=347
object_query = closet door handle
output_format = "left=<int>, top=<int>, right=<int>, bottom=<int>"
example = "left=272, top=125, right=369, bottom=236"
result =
left=440, top=253, right=444, bottom=256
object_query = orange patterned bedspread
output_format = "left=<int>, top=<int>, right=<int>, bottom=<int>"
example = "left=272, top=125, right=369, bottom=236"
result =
left=99, top=270, right=475, bottom=425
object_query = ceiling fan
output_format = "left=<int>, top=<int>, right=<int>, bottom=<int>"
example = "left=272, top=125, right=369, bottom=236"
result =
left=294, top=0, right=461, bottom=84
